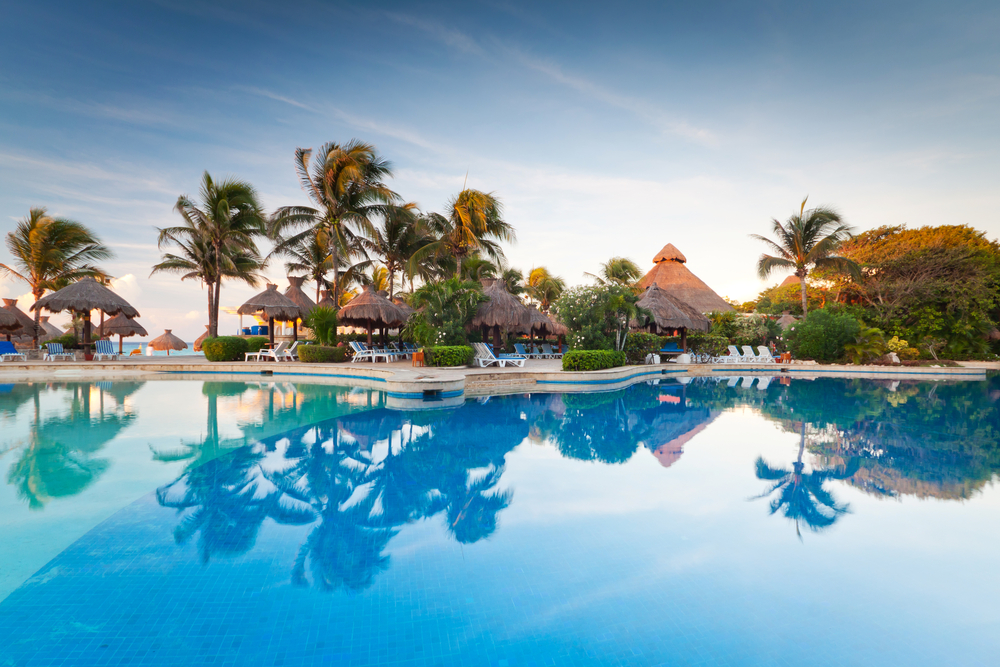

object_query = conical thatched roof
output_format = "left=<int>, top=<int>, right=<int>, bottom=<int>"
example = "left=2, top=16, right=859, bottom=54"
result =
left=393, top=298, right=416, bottom=319
left=633, top=283, right=710, bottom=332
left=237, top=284, right=303, bottom=321
left=31, top=277, right=140, bottom=317
left=776, top=311, right=797, bottom=327
left=0, top=307, right=18, bottom=332
left=193, top=325, right=211, bottom=352
left=149, top=329, right=187, bottom=351
left=316, top=289, right=337, bottom=310
left=519, top=305, right=556, bottom=335
left=95, top=313, right=148, bottom=338
left=284, top=276, right=316, bottom=314
left=2, top=298, right=37, bottom=335
left=472, top=279, right=529, bottom=329
left=779, top=275, right=800, bottom=288
left=547, top=314, right=569, bottom=336
left=39, top=316, right=63, bottom=338
left=338, top=285, right=407, bottom=327
left=638, top=244, right=733, bottom=313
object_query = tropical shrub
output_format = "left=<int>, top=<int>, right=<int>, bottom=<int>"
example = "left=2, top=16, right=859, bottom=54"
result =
left=44, top=333, right=78, bottom=350
left=659, top=333, right=729, bottom=357
left=562, top=349, right=626, bottom=371
left=623, top=332, right=662, bottom=363
left=245, top=336, right=270, bottom=353
left=202, top=336, right=249, bottom=362
left=304, top=306, right=338, bottom=346
left=406, top=278, right=485, bottom=346
left=298, top=345, right=348, bottom=363
left=844, top=326, right=887, bottom=364
left=785, top=310, right=861, bottom=362
left=424, top=345, right=475, bottom=367
left=553, top=284, right=643, bottom=351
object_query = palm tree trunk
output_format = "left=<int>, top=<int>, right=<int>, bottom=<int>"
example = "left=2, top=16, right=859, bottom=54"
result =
left=206, top=282, right=216, bottom=338
left=388, top=266, right=395, bottom=301
left=798, top=270, right=809, bottom=317
left=31, top=288, right=42, bottom=348
left=331, top=242, right=341, bottom=308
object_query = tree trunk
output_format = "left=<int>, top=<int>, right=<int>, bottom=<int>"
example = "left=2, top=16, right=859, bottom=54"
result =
left=213, top=278, right=222, bottom=337
left=331, top=236, right=341, bottom=309
left=798, top=270, right=809, bottom=317
left=31, top=288, right=42, bottom=348
left=207, top=282, right=216, bottom=338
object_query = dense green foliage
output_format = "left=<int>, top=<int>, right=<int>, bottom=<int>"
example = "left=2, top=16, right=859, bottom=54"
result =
left=659, top=333, right=730, bottom=357
left=423, top=345, right=475, bottom=367
left=405, top=278, right=485, bottom=346
left=706, top=311, right=781, bottom=348
left=562, top=349, right=626, bottom=371
left=298, top=345, right=347, bottom=363
left=755, top=282, right=828, bottom=315
left=202, top=336, right=249, bottom=361
left=244, top=336, right=270, bottom=353
left=785, top=310, right=861, bottom=362
left=553, top=284, right=643, bottom=351
left=623, top=332, right=663, bottom=363
left=44, top=333, right=78, bottom=350
left=304, top=306, right=338, bottom=346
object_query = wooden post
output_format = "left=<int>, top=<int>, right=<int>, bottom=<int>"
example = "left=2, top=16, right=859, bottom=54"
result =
left=367, top=322, right=373, bottom=347
left=680, top=328, right=687, bottom=352
left=493, top=325, right=501, bottom=350
left=293, top=319, right=298, bottom=342
left=268, top=317, right=275, bottom=346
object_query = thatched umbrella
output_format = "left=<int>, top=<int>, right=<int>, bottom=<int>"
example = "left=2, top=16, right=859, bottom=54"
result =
left=0, top=308, right=19, bottom=341
left=316, top=289, right=338, bottom=310
left=193, top=325, right=211, bottom=352
left=471, top=279, right=530, bottom=349
left=149, top=330, right=187, bottom=356
left=237, top=284, right=303, bottom=346
left=2, top=298, right=36, bottom=341
left=633, top=282, right=710, bottom=351
left=39, top=316, right=63, bottom=339
left=284, top=276, right=317, bottom=315
left=338, top=285, right=407, bottom=346
left=637, top=244, right=734, bottom=313
left=31, top=277, right=140, bottom=355
left=776, top=311, right=797, bottom=328
left=95, top=313, right=149, bottom=354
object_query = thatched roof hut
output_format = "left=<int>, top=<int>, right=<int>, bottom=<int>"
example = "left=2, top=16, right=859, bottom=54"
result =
left=3, top=298, right=37, bottom=338
left=393, top=298, right=416, bottom=320
left=633, top=283, right=710, bottom=334
left=149, top=330, right=187, bottom=355
left=194, top=325, right=211, bottom=352
left=637, top=244, right=733, bottom=313
left=95, top=313, right=148, bottom=354
left=0, top=308, right=18, bottom=336
left=39, top=316, right=63, bottom=338
left=779, top=275, right=800, bottom=288
left=238, top=284, right=304, bottom=345
left=32, top=277, right=140, bottom=318
left=338, top=285, right=408, bottom=346
left=283, top=276, right=316, bottom=315
left=472, top=279, right=529, bottom=347
left=776, top=311, right=797, bottom=328
left=316, top=289, right=338, bottom=310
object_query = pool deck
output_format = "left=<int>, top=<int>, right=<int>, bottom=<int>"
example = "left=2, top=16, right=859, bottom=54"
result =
left=0, top=355, right=990, bottom=404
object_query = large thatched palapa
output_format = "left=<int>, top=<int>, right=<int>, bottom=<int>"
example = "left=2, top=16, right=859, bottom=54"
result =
left=39, top=316, right=63, bottom=339
left=472, top=279, right=529, bottom=348
left=96, top=313, right=148, bottom=354
left=284, top=276, right=316, bottom=314
left=0, top=307, right=19, bottom=340
left=637, top=244, right=733, bottom=313
left=238, top=284, right=303, bottom=345
left=315, top=289, right=338, bottom=310
left=338, top=285, right=407, bottom=346
left=1, top=298, right=35, bottom=341
left=30, top=277, right=140, bottom=350
left=634, top=283, right=710, bottom=349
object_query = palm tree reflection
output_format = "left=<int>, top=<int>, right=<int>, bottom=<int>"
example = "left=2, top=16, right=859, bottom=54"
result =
left=753, top=422, right=855, bottom=538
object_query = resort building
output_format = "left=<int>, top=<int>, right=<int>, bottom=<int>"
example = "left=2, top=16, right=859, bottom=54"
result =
left=637, top=244, right=734, bottom=312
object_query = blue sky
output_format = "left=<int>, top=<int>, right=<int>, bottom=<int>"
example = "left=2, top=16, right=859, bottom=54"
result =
left=1, top=1, right=998, bottom=339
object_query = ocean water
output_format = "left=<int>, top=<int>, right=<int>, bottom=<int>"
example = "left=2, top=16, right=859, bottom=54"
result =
left=1, top=376, right=998, bottom=666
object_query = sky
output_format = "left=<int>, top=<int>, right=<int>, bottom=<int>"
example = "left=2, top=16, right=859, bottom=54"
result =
left=1, top=0, right=999, bottom=340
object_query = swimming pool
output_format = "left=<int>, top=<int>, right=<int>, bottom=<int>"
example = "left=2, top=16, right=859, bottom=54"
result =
left=1, top=376, right=998, bottom=665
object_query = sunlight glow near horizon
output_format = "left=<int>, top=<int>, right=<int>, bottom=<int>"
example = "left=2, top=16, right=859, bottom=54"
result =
left=1, top=1, right=998, bottom=339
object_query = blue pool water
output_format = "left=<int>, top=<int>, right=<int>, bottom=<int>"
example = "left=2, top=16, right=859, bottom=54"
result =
left=1, top=376, right=999, bottom=665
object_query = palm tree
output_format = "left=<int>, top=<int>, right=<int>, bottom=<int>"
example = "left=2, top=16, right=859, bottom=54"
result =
left=271, top=140, right=397, bottom=306
left=525, top=267, right=566, bottom=311
left=752, top=197, right=860, bottom=316
left=0, top=208, right=112, bottom=346
left=153, top=172, right=267, bottom=337
left=585, top=256, right=642, bottom=288
left=412, top=189, right=515, bottom=279
left=367, top=203, right=422, bottom=300
left=273, top=229, right=336, bottom=303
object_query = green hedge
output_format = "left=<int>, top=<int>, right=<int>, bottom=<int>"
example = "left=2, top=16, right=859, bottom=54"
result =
left=562, top=350, right=626, bottom=371
left=424, top=345, right=474, bottom=367
left=245, top=336, right=270, bottom=353
left=298, top=345, right=348, bottom=363
left=202, top=336, right=249, bottom=361
left=623, top=332, right=662, bottom=363
left=660, top=333, right=729, bottom=357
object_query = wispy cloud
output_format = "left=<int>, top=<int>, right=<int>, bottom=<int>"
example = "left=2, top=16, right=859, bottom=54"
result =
left=234, top=86, right=318, bottom=112
left=385, top=13, right=486, bottom=57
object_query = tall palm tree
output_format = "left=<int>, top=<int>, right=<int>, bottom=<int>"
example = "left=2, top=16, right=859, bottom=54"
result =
left=752, top=197, right=860, bottom=316
left=585, top=256, right=642, bottom=288
left=270, top=140, right=397, bottom=306
left=526, top=267, right=566, bottom=311
left=412, top=189, right=515, bottom=279
left=153, top=172, right=267, bottom=337
left=272, top=229, right=336, bottom=304
left=0, top=208, right=112, bottom=346
left=367, top=203, right=422, bottom=300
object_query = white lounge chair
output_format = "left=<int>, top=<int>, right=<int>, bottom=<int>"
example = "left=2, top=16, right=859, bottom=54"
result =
left=472, top=343, right=503, bottom=367
left=742, top=345, right=762, bottom=363
left=44, top=342, right=74, bottom=361
left=540, top=343, right=562, bottom=359
left=247, top=341, right=289, bottom=362
left=756, top=346, right=777, bottom=364
left=480, top=342, right=527, bottom=368
left=0, top=341, right=27, bottom=362
left=94, top=339, right=121, bottom=361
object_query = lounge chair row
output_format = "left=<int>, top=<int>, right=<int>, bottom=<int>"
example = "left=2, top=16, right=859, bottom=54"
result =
left=716, top=345, right=778, bottom=364
left=245, top=341, right=310, bottom=362
left=512, top=343, right=564, bottom=359
left=0, top=340, right=118, bottom=362
left=473, top=342, right=526, bottom=367
left=349, top=341, right=418, bottom=363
